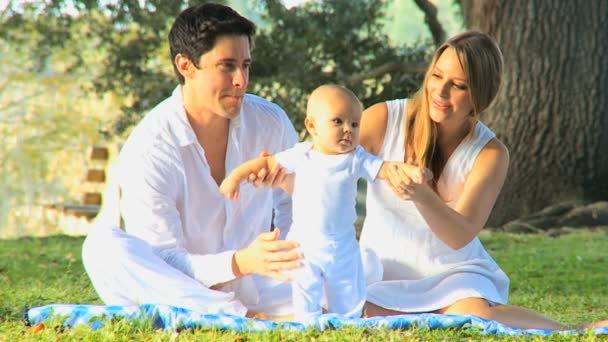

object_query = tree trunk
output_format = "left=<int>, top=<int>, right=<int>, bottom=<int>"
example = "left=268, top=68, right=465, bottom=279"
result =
left=459, top=0, right=608, bottom=225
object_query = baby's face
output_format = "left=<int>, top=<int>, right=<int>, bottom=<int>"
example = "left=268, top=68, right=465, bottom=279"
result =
left=308, top=96, right=362, bottom=155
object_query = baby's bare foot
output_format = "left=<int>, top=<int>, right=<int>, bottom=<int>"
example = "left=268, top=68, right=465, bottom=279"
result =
left=269, top=313, right=294, bottom=321
left=245, top=310, right=270, bottom=320
left=580, top=320, right=608, bottom=329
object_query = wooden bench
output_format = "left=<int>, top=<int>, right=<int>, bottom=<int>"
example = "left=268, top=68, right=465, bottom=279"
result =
left=47, top=145, right=110, bottom=220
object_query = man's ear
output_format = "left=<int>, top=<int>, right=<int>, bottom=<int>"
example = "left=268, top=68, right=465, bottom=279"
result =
left=175, top=54, right=195, bottom=80
left=304, top=116, right=317, bottom=136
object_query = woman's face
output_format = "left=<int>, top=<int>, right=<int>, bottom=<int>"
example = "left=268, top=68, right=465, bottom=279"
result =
left=426, top=47, right=473, bottom=126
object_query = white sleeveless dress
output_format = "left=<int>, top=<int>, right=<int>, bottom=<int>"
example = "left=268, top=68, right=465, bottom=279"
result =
left=359, top=99, right=510, bottom=312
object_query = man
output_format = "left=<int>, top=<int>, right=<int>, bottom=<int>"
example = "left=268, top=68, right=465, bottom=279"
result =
left=82, top=3, right=301, bottom=318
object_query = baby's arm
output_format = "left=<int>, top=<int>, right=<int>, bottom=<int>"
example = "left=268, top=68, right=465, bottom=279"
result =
left=280, top=174, right=295, bottom=195
left=220, top=155, right=279, bottom=200
left=377, top=161, right=433, bottom=184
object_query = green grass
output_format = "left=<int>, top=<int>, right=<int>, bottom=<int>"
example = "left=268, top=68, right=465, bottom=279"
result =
left=1, top=230, right=607, bottom=341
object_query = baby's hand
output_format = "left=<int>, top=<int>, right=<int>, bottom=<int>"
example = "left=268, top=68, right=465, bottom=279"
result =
left=219, top=178, right=241, bottom=200
left=393, top=163, right=433, bottom=184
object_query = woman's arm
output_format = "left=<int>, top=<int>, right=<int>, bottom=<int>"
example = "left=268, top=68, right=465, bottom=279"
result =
left=360, top=102, right=389, bottom=156
left=388, top=138, right=509, bottom=249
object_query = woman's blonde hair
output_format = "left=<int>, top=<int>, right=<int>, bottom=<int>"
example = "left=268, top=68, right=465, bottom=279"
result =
left=406, top=30, right=503, bottom=183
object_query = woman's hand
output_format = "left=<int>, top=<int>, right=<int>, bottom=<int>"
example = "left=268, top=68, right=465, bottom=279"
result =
left=386, top=163, right=433, bottom=202
left=394, top=160, right=433, bottom=184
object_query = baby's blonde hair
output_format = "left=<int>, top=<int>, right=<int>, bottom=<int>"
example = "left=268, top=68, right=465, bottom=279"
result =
left=306, top=84, right=362, bottom=120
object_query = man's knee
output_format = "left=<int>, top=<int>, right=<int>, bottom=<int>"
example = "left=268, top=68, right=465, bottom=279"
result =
left=82, top=228, right=103, bottom=271
left=82, top=225, right=128, bottom=274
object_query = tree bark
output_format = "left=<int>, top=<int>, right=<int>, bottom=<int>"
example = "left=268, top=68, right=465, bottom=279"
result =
left=460, top=0, right=608, bottom=225
left=413, top=0, right=446, bottom=47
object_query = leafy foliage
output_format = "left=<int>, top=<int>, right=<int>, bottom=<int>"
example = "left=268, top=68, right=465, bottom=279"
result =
left=383, top=0, right=464, bottom=46
left=0, top=3, right=119, bottom=233
left=252, top=0, right=430, bottom=134
left=1, top=1, right=217, bottom=134
left=0, top=0, right=434, bottom=232
left=1, top=0, right=431, bottom=136
left=0, top=1, right=204, bottom=233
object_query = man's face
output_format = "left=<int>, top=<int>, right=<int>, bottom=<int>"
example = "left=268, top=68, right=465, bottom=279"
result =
left=191, top=35, right=251, bottom=119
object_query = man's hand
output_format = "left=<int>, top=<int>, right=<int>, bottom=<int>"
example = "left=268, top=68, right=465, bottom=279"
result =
left=232, top=228, right=302, bottom=282
left=247, top=151, right=287, bottom=188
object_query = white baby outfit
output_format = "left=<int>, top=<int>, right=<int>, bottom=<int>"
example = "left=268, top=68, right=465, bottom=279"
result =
left=359, top=98, right=510, bottom=312
left=275, top=142, right=383, bottom=323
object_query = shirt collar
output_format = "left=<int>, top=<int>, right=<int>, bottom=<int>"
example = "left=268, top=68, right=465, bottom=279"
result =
left=167, top=85, right=196, bottom=147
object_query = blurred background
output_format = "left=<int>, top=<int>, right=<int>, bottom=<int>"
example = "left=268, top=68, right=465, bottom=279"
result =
left=1, top=0, right=606, bottom=237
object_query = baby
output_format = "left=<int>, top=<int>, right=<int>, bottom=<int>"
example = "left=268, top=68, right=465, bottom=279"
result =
left=220, top=84, right=431, bottom=323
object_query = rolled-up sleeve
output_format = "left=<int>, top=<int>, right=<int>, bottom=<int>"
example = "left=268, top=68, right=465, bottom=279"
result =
left=159, top=248, right=237, bottom=288
left=119, top=145, right=237, bottom=288
left=120, top=147, right=183, bottom=248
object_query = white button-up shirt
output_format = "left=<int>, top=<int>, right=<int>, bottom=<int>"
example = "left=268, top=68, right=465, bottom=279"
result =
left=115, top=86, right=297, bottom=295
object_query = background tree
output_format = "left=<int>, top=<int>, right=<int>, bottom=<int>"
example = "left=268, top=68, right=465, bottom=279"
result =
left=459, top=0, right=608, bottom=225
left=0, top=1, right=217, bottom=234
left=0, top=0, right=426, bottom=231
left=251, top=0, right=429, bottom=135
left=2, top=0, right=432, bottom=134
left=0, top=0, right=457, bottom=235
left=0, top=3, right=119, bottom=234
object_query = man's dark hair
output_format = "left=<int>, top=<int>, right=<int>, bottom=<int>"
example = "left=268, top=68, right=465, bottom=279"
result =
left=168, top=3, right=256, bottom=84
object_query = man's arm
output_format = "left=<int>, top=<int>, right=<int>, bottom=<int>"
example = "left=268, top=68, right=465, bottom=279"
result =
left=120, top=149, right=240, bottom=289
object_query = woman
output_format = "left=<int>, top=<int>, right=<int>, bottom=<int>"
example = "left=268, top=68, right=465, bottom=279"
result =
left=358, top=30, right=603, bottom=329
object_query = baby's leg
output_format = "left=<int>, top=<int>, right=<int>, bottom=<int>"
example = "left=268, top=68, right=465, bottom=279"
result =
left=290, top=260, right=324, bottom=323
left=248, top=276, right=293, bottom=318
left=324, top=249, right=366, bottom=318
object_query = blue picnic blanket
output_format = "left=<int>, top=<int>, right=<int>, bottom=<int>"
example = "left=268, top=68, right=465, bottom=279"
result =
left=24, top=304, right=608, bottom=336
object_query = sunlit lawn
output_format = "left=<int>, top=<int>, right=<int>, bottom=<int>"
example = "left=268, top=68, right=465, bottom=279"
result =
left=1, top=230, right=607, bottom=341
